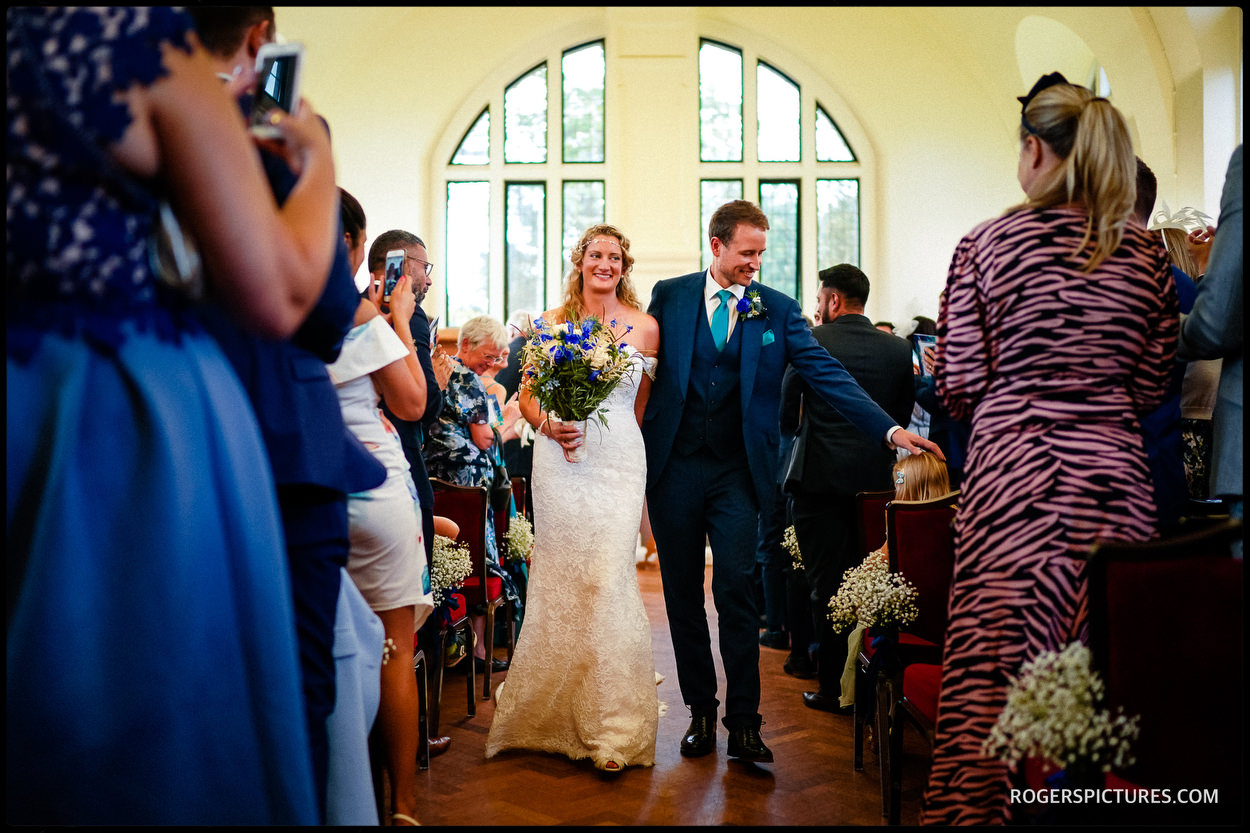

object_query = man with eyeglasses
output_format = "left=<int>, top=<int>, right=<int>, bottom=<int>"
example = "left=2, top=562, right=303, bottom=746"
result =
left=364, top=229, right=454, bottom=753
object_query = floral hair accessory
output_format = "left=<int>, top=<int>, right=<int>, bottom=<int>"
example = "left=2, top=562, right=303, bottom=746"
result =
left=1147, top=202, right=1213, bottom=233
left=895, top=469, right=905, bottom=486
left=576, top=236, right=624, bottom=256
left=736, top=288, right=765, bottom=320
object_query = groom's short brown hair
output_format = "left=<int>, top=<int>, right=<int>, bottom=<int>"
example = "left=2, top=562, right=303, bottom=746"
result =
left=708, top=200, right=770, bottom=246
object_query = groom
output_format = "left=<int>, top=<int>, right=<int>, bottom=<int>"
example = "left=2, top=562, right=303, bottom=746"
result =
left=642, top=200, right=942, bottom=763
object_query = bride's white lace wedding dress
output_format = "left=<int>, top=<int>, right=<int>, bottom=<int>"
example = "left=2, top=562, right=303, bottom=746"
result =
left=485, top=347, right=661, bottom=770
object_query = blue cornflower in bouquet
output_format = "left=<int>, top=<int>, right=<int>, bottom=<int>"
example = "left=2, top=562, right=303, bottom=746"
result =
left=520, top=314, right=635, bottom=443
left=737, top=288, right=765, bottom=320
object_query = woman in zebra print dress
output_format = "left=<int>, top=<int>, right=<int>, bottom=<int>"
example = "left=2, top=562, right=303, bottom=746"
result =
left=920, top=74, right=1177, bottom=825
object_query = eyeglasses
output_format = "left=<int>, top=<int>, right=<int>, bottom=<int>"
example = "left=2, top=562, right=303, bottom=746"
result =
left=405, top=256, right=434, bottom=277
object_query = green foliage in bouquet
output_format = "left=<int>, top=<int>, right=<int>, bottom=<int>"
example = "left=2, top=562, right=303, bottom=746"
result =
left=520, top=315, right=634, bottom=425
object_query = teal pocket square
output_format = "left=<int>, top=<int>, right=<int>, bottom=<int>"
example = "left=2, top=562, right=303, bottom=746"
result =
left=762, top=329, right=775, bottom=346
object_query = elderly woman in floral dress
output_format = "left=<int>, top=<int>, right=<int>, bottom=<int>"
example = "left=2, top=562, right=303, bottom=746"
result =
left=424, top=315, right=522, bottom=673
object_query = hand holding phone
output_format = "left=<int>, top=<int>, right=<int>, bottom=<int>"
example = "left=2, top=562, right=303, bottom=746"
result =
left=249, top=42, right=304, bottom=139
left=383, top=250, right=405, bottom=302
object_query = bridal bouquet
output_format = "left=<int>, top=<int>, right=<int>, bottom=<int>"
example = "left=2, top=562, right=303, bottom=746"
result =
left=519, top=315, right=634, bottom=427
left=431, top=534, right=473, bottom=606
left=827, top=550, right=919, bottom=632
left=503, top=514, right=534, bottom=564
left=983, top=641, right=1140, bottom=777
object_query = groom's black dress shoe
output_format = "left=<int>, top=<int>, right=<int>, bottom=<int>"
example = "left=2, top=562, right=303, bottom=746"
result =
left=726, top=725, right=774, bottom=763
left=803, top=690, right=855, bottom=716
left=680, top=714, right=716, bottom=757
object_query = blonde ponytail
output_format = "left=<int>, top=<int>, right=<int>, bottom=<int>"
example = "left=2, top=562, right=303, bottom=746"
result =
left=1015, top=84, right=1136, bottom=272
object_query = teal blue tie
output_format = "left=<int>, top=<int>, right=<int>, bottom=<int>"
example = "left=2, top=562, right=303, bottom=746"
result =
left=711, top=289, right=732, bottom=351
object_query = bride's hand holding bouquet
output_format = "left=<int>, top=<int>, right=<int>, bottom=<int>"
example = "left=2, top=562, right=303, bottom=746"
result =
left=519, top=315, right=634, bottom=463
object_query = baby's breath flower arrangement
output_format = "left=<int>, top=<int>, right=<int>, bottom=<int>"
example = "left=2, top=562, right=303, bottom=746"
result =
left=503, top=514, right=534, bottom=564
left=983, top=642, right=1140, bottom=778
left=519, top=316, right=634, bottom=427
left=827, top=550, right=919, bottom=633
left=782, top=525, right=804, bottom=571
left=430, top=534, right=472, bottom=606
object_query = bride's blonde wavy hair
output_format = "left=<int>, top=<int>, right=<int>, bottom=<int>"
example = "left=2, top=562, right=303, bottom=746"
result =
left=1013, top=82, right=1136, bottom=272
left=559, top=224, right=641, bottom=323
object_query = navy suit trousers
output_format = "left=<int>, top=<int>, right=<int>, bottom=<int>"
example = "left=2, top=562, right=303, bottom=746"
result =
left=648, top=449, right=761, bottom=728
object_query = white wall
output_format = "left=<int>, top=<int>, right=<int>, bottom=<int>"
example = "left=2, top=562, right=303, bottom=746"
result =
left=278, top=6, right=1241, bottom=326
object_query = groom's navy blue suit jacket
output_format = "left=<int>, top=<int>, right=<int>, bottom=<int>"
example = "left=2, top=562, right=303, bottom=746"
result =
left=643, top=272, right=898, bottom=507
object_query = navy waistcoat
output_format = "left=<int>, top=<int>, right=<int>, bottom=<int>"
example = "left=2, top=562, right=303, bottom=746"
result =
left=675, top=306, right=745, bottom=457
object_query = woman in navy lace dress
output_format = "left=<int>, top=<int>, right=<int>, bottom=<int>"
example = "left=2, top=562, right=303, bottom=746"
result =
left=7, top=7, right=339, bottom=824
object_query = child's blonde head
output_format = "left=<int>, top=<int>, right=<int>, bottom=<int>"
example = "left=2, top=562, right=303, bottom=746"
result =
left=892, top=452, right=951, bottom=501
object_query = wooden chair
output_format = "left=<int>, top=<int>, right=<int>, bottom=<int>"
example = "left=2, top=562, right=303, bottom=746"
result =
left=1082, top=518, right=1243, bottom=825
left=369, top=642, right=430, bottom=815
left=854, top=489, right=894, bottom=560
left=871, top=492, right=959, bottom=822
left=851, top=489, right=897, bottom=770
left=430, top=478, right=512, bottom=700
left=510, top=476, right=528, bottom=522
left=412, top=644, right=429, bottom=770
left=433, top=591, right=476, bottom=721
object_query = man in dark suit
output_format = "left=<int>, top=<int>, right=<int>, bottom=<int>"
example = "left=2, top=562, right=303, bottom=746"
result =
left=365, top=229, right=453, bottom=748
left=781, top=264, right=915, bottom=714
left=642, top=200, right=942, bottom=763
left=1179, top=144, right=1243, bottom=555
left=188, top=7, right=386, bottom=821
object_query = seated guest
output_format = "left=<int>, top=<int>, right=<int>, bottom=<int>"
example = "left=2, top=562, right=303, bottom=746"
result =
left=423, top=315, right=523, bottom=673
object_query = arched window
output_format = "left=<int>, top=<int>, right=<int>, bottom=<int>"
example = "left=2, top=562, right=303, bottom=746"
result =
left=441, top=35, right=866, bottom=324
left=698, top=39, right=861, bottom=302
left=445, top=41, right=606, bottom=326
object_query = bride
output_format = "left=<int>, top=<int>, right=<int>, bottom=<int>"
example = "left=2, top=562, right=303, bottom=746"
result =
left=485, top=224, right=661, bottom=773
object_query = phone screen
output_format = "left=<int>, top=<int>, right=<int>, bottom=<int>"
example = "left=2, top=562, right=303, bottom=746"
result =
left=249, top=46, right=302, bottom=135
left=384, top=252, right=404, bottom=300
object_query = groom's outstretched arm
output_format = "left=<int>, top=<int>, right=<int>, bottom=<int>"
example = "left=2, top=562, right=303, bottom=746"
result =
left=779, top=297, right=943, bottom=459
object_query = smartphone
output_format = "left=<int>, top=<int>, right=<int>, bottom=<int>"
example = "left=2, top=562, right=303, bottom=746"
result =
left=249, top=42, right=304, bottom=139
left=428, top=316, right=440, bottom=349
left=384, top=250, right=405, bottom=301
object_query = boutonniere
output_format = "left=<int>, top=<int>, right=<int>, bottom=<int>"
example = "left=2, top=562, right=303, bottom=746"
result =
left=736, top=289, right=765, bottom=320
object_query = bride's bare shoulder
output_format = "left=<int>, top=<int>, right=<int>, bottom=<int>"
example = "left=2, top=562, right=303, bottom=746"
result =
left=620, top=310, right=658, bottom=355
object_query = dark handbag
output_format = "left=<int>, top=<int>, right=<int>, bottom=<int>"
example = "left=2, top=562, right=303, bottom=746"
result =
left=488, top=427, right=513, bottom=517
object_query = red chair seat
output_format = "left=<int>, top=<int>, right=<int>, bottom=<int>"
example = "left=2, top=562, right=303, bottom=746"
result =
left=861, top=629, right=939, bottom=656
left=902, top=662, right=941, bottom=724
left=445, top=592, right=468, bottom=622
left=459, top=575, right=502, bottom=606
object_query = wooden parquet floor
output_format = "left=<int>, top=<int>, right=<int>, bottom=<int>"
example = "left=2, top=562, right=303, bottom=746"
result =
left=410, top=562, right=931, bottom=826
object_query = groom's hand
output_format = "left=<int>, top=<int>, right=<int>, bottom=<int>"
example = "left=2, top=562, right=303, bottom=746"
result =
left=891, top=428, right=946, bottom=460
